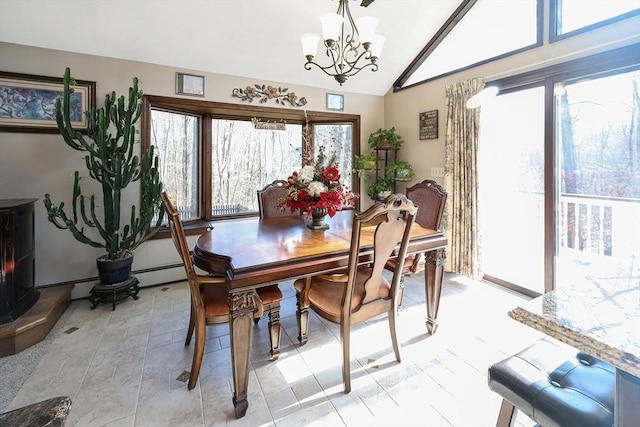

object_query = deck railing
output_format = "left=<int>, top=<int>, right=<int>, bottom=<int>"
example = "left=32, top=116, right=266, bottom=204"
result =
left=559, top=194, right=640, bottom=258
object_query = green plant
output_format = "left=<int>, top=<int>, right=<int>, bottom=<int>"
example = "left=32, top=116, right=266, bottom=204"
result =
left=44, top=67, right=164, bottom=260
left=367, top=127, right=404, bottom=150
left=353, top=152, right=377, bottom=178
left=386, top=160, right=415, bottom=181
left=367, top=177, right=394, bottom=200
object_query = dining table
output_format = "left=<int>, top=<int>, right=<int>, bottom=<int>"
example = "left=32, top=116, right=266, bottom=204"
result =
left=192, top=209, right=448, bottom=418
left=509, top=282, right=640, bottom=426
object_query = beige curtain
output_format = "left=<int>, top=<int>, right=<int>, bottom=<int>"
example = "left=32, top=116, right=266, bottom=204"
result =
left=444, top=78, right=484, bottom=279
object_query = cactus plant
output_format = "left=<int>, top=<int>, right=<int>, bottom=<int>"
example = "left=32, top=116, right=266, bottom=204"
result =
left=44, top=67, right=164, bottom=261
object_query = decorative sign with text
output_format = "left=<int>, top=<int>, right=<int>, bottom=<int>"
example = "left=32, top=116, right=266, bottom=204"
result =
left=419, top=110, right=438, bottom=140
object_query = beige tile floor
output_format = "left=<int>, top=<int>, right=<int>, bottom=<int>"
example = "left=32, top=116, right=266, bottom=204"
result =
left=5, top=273, right=543, bottom=427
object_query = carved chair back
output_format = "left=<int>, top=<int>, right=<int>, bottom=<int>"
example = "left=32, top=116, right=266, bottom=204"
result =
left=294, top=193, right=417, bottom=392
left=406, top=179, right=447, bottom=231
left=257, top=179, right=297, bottom=219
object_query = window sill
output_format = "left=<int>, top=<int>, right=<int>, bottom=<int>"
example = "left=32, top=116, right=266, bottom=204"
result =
left=151, top=220, right=214, bottom=240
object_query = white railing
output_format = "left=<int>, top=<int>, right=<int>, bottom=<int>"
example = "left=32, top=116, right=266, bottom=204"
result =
left=559, top=194, right=640, bottom=258
left=173, top=203, right=250, bottom=219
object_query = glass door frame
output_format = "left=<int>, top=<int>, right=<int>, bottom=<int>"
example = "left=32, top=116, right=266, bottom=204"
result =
left=485, top=43, right=639, bottom=294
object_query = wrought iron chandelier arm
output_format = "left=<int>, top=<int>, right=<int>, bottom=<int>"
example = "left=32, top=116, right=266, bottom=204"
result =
left=301, top=0, right=382, bottom=85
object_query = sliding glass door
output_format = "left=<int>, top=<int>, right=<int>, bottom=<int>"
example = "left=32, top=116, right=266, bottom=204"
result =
left=478, top=87, right=545, bottom=295
left=479, top=57, right=639, bottom=296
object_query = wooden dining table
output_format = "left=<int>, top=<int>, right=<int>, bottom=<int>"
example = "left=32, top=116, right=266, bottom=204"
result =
left=192, top=209, right=448, bottom=418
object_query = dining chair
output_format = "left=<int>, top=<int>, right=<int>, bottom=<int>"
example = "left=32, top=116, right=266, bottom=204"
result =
left=254, top=180, right=299, bottom=333
left=160, top=192, right=283, bottom=390
left=384, top=179, right=447, bottom=311
left=293, top=193, right=417, bottom=393
left=257, top=179, right=296, bottom=219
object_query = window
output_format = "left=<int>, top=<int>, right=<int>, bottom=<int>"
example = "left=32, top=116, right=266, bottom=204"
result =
left=151, top=109, right=200, bottom=221
left=143, top=96, right=360, bottom=228
left=395, top=0, right=541, bottom=90
left=210, top=119, right=302, bottom=215
left=312, top=123, right=355, bottom=193
left=552, top=0, right=640, bottom=38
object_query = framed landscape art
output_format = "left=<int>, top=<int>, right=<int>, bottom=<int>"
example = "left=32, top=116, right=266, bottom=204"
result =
left=0, top=71, right=96, bottom=133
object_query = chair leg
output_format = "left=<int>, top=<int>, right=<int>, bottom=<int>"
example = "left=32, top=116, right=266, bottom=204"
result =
left=188, top=312, right=206, bottom=390
left=341, top=320, right=351, bottom=393
left=268, top=305, right=282, bottom=360
left=496, top=399, right=517, bottom=427
left=388, top=306, right=401, bottom=363
left=397, top=275, right=405, bottom=315
left=185, top=303, right=195, bottom=346
left=296, top=293, right=309, bottom=345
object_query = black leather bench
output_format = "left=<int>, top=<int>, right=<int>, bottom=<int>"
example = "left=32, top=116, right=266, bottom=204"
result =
left=488, top=338, right=615, bottom=427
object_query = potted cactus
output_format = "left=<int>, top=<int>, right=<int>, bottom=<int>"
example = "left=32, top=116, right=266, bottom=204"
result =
left=44, top=67, right=164, bottom=286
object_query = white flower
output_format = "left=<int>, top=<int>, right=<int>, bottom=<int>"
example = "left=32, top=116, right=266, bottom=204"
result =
left=299, top=165, right=315, bottom=182
left=307, top=181, right=328, bottom=197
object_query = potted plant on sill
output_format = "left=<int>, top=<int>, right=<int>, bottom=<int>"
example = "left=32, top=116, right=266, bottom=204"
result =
left=367, top=127, right=404, bottom=150
left=367, top=177, right=394, bottom=200
left=44, top=67, right=164, bottom=286
left=353, top=152, right=377, bottom=178
left=386, top=160, right=415, bottom=182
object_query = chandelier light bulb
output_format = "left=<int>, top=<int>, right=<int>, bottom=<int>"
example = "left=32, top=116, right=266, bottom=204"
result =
left=355, top=17, right=378, bottom=44
left=320, top=13, right=343, bottom=42
left=369, top=35, right=385, bottom=60
left=301, top=33, right=320, bottom=60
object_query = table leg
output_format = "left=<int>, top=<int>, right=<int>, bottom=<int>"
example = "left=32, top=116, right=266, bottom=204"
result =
left=229, top=289, right=259, bottom=419
left=615, top=369, right=640, bottom=427
left=424, top=248, right=446, bottom=334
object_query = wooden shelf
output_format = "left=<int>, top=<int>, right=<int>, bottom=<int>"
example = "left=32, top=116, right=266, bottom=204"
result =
left=0, top=284, right=73, bottom=357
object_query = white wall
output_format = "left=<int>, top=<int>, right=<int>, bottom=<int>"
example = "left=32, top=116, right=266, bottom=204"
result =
left=0, top=43, right=384, bottom=298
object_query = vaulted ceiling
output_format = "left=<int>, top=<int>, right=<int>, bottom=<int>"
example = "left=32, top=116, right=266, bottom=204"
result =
left=0, top=0, right=462, bottom=96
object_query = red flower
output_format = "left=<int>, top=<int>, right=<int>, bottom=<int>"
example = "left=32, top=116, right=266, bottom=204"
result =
left=316, top=189, right=343, bottom=217
left=278, top=146, right=359, bottom=218
left=322, top=166, right=340, bottom=182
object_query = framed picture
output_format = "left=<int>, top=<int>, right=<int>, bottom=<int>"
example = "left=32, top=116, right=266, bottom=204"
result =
left=419, top=110, right=438, bottom=140
left=0, top=71, right=96, bottom=133
left=326, top=93, right=344, bottom=111
left=176, top=72, right=205, bottom=96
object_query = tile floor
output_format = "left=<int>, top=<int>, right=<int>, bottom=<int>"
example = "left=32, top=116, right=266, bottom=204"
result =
left=4, top=273, right=543, bottom=427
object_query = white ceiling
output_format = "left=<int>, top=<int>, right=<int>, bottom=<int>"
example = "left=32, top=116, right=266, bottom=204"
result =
left=0, top=0, right=462, bottom=96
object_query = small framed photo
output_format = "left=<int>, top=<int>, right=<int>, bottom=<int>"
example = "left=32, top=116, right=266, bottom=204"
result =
left=0, top=71, right=96, bottom=133
left=326, top=93, right=344, bottom=111
left=176, top=72, right=205, bottom=96
left=419, top=110, right=438, bottom=140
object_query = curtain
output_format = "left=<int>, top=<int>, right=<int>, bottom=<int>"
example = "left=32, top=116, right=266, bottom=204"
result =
left=444, top=78, right=484, bottom=279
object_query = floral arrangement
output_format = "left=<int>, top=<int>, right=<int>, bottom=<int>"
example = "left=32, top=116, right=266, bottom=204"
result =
left=280, top=146, right=358, bottom=217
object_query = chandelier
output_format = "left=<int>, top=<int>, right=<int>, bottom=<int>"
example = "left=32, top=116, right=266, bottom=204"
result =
left=301, top=0, right=385, bottom=85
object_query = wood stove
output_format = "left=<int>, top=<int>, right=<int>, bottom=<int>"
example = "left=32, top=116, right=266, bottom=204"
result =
left=1, top=199, right=39, bottom=324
